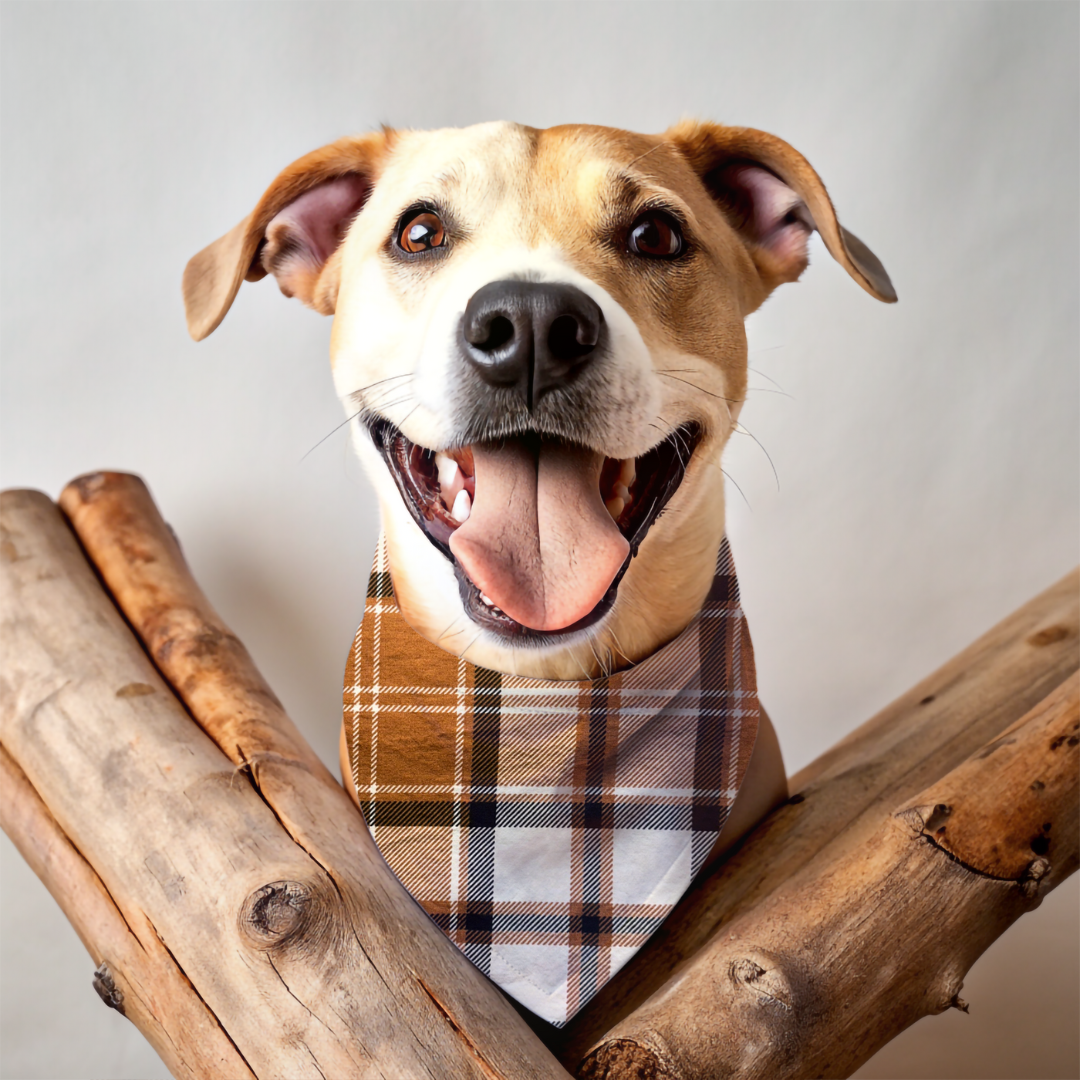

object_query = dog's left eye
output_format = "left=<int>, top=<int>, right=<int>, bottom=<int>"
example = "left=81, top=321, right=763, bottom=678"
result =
left=627, top=212, right=683, bottom=258
left=398, top=210, right=446, bottom=254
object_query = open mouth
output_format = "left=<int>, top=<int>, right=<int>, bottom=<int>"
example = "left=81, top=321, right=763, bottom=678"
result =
left=368, top=418, right=702, bottom=642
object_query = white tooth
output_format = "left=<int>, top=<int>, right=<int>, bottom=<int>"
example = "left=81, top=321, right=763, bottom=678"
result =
left=480, top=593, right=495, bottom=607
left=618, top=458, right=636, bottom=488
left=605, top=495, right=625, bottom=520
left=451, top=489, right=472, bottom=523
left=435, top=453, right=460, bottom=491
left=614, top=482, right=631, bottom=503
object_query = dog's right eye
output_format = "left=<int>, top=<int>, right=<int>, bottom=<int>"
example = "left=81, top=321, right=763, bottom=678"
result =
left=627, top=211, right=683, bottom=259
left=398, top=210, right=446, bottom=254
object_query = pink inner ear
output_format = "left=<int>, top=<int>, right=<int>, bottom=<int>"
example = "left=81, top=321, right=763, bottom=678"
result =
left=714, top=164, right=814, bottom=273
left=262, top=174, right=371, bottom=288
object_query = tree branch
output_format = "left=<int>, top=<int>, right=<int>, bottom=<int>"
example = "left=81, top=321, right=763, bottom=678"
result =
left=1, top=483, right=568, bottom=1080
left=555, top=565, right=1079, bottom=1064
left=578, top=674, right=1079, bottom=1079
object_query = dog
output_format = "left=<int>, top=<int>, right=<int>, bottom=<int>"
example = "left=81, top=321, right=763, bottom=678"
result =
left=184, top=117, right=894, bottom=919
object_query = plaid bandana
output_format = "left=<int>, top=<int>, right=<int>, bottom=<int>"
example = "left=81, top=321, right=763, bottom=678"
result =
left=344, top=536, right=759, bottom=1026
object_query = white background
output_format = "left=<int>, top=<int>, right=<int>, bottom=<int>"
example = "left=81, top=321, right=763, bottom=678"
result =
left=1, top=3, right=1076, bottom=1077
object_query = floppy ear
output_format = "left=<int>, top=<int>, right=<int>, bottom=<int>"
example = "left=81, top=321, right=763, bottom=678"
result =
left=666, top=120, right=896, bottom=303
left=182, top=129, right=394, bottom=341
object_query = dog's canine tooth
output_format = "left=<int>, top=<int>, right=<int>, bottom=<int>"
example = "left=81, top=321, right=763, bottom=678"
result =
left=436, top=453, right=460, bottom=490
left=618, top=458, right=636, bottom=489
left=605, top=495, right=625, bottom=520
left=613, top=482, right=631, bottom=504
left=451, top=489, right=472, bottom=523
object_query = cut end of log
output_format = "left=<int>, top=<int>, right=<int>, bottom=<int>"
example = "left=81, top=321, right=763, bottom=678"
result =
left=577, top=1039, right=674, bottom=1080
left=897, top=673, right=1078, bottom=888
left=61, top=471, right=118, bottom=507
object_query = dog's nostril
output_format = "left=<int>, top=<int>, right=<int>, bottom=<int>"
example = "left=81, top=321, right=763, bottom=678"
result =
left=548, top=314, right=596, bottom=362
left=479, top=315, right=515, bottom=352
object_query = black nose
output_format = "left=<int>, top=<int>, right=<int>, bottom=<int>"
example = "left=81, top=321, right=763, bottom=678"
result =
left=460, top=280, right=604, bottom=408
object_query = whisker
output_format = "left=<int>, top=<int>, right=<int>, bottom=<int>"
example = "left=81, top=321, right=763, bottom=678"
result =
left=364, top=394, right=416, bottom=415
left=301, top=409, right=362, bottom=462
left=349, top=373, right=417, bottom=421
left=436, top=615, right=469, bottom=644
left=721, top=468, right=751, bottom=510
left=593, top=639, right=614, bottom=679
left=653, top=414, right=693, bottom=468
left=346, top=372, right=413, bottom=402
left=459, top=629, right=485, bottom=662
left=364, top=379, right=415, bottom=403
left=746, top=387, right=793, bottom=399
left=656, top=370, right=741, bottom=404
left=586, top=639, right=605, bottom=677
left=747, top=364, right=786, bottom=392
left=568, top=649, right=593, bottom=680
left=626, top=141, right=668, bottom=169
left=605, top=627, right=632, bottom=668
left=649, top=420, right=731, bottom=489
left=673, top=427, right=694, bottom=466
left=734, top=424, right=780, bottom=491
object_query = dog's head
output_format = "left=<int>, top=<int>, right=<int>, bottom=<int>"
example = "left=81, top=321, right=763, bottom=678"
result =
left=185, top=121, right=893, bottom=678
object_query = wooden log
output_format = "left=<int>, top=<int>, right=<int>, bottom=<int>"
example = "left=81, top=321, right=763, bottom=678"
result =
left=4, top=471, right=1077, bottom=1077
left=0, top=743, right=254, bottom=1080
left=555, top=564, right=1080, bottom=1064
left=1, top=486, right=569, bottom=1079
left=578, top=672, right=1079, bottom=1079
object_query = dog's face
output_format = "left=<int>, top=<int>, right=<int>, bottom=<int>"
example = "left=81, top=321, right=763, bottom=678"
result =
left=186, top=121, right=893, bottom=679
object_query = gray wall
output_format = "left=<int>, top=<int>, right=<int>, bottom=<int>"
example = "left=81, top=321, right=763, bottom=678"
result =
left=2, top=3, right=1077, bottom=1077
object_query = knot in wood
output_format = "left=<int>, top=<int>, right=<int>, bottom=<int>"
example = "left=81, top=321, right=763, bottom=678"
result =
left=1026, top=624, right=1071, bottom=647
left=240, top=880, right=312, bottom=949
left=923, top=803, right=952, bottom=833
left=729, top=955, right=794, bottom=1011
left=92, top=962, right=125, bottom=1014
left=1020, top=856, right=1052, bottom=897
left=730, top=958, right=766, bottom=984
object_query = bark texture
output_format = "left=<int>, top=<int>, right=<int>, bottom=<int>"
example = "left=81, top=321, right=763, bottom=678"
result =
left=1, top=482, right=568, bottom=1080
left=0, top=743, right=254, bottom=1080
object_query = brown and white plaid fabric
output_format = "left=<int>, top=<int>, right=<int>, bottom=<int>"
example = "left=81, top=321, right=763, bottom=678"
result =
left=344, top=535, right=759, bottom=1026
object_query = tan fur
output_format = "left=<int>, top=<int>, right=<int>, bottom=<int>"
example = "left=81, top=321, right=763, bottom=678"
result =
left=182, top=130, right=394, bottom=339
left=186, top=120, right=894, bottom=821
left=184, top=121, right=893, bottom=679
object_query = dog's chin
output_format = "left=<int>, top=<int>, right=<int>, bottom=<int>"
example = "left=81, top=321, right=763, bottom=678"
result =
left=366, top=416, right=702, bottom=647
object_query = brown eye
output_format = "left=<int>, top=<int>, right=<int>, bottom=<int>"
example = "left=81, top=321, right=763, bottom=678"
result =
left=398, top=210, right=445, bottom=253
left=628, top=212, right=683, bottom=258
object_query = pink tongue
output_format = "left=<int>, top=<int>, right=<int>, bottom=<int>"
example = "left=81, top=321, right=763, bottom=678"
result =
left=448, top=440, right=630, bottom=632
